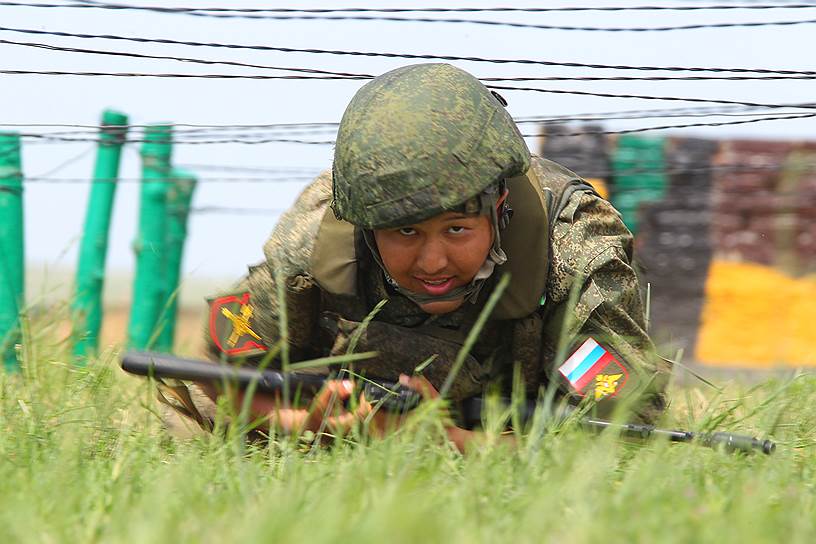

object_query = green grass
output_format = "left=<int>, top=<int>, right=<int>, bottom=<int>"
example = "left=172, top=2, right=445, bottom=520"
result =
left=2, top=322, right=816, bottom=543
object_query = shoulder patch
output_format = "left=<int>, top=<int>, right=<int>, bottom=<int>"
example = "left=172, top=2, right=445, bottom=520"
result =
left=208, top=291, right=268, bottom=358
left=558, top=337, right=629, bottom=400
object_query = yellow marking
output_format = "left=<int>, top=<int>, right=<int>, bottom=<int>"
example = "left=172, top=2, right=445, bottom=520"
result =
left=586, top=178, right=610, bottom=200
left=696, top=260, right=816, bottom=367
left=594, top=373, right=623, bottom=400
left=221, top=303, right=261, bottom=347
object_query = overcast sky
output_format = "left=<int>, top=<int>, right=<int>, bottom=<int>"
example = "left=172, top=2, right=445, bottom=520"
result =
left=3, top=0, right=816, bottom=299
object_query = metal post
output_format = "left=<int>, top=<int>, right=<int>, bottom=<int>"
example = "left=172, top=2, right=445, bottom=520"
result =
left=0, top=133, right=24, bottom=371
left=72, top=109, right=129, bottom=359
left=128, top=124, right=172, bottom=350
left=156, top=168, right=197, bottom=351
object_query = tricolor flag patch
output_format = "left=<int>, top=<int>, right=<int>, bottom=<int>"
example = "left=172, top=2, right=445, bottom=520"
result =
left=558, top=337, right=628, bottom=399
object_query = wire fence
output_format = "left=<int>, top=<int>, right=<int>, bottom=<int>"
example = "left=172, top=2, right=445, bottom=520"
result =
left=4, top=25, right=816, bottom=76
left=3, top=1, right=815, bottom=217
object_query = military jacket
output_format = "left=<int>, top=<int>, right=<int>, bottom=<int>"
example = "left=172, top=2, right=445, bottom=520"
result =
left=206, top=156, right=670, bottom=423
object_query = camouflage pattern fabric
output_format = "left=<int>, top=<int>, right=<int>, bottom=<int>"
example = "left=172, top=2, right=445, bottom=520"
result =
left=332, top=63, right=530, bottom=229
left=218, top=155, right=670, bottom=424
left=541, top=185, right=670, bottom=421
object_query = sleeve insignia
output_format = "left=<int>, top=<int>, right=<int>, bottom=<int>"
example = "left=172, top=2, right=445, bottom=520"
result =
left=208, top=291, right=268, bottom=358
left=558, top=337, right=629, bottom=400
left=594, top=373, right=624, bottom=400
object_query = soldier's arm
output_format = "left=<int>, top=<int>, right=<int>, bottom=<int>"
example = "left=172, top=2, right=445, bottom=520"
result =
left=543, top=191, right=670, bottom=423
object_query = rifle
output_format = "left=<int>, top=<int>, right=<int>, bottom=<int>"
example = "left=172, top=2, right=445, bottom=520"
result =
left=459, top=398, right=776, bottom=455
left=121, top=351, right=776, bottom=455
left=121, top=351, right=422, bottom=412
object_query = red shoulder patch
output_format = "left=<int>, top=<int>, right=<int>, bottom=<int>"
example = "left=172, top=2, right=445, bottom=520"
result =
left=208, top=292, right=268, bottom=357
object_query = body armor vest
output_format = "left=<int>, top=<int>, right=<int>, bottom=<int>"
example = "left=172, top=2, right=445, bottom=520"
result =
left=275, top=159, right=595, bottom=400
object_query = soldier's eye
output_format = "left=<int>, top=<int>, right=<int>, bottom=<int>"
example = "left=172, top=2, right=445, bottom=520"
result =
left=398, top=227, right=417, bottom=236
left=448, top=226, right=466, bottom=234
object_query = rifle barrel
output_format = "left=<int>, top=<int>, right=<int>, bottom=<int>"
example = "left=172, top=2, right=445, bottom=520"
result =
left=575, top=418, right=775, bottom=455
left=121, top=351, right=326, bottom=395
left=460, top=398, right=775, bottom=455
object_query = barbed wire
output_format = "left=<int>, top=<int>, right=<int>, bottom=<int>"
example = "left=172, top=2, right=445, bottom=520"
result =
left=20, top=175, right=318, bottom=183
left=36, top=1, right=816, bottom=14
left=7, top=112, right=816, bottom=145
left=487, top=86, right=816, bottom=110
left=9, top=66, right=816, bottom=83
left=7, top=110, right=813, bottom=144
left=5, top=104, right=815, bottom=135
left=2, top=25, right=814, bottom=76
left=517, top=103, right=816, bottom=121
left=9, top=111, right=816, bottom=148
left=23, top=125, right=339, bottom=138
left=0, top=69, right=363, bottom=81
left=5, top=68, right=816, bottom=111
left=5, top=2, right=816, bottom=31
left=17, top=133, right=336, bottom=145
left=15, top=163, right=816, bottom=187
left=8, top=39, right=816, bottom=87
left=0, top=121, right=340, bottom=130
left=29, top=146, right=95, bottom=178
left=0, top=39, right=372, bottom=79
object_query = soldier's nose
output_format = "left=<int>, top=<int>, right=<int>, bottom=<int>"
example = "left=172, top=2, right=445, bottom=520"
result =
left=414, top=239, right=448, bottom=275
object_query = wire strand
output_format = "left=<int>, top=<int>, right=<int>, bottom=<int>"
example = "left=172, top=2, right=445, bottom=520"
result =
left=12, top=112, right=816, bottom=146
left=0, top=69, right=364, bottom=80
left=0, top=39, right=373, bottom=79
left=5, top=3, right=816, bottom=31
left=5, top=72, right=816, bottom=111
left=2, top=25, right=814, bottom=76
left=4, top=104, right=814, bottom=133
left=29, top=145, right=95, bottom=178
left=487, top=85, right=816, bottom=110
left=17, top=163, right=816, bottom=186
left=20, top=175, right=318, bottom=183
left=7, top=1, right=816, bottom=14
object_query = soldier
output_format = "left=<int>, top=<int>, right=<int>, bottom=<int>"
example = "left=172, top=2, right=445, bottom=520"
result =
left=180, top=63, right=670, bottom=450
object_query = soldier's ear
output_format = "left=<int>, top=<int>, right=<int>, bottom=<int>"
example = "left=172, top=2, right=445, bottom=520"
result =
left=497, top=187, right=513, bottom=230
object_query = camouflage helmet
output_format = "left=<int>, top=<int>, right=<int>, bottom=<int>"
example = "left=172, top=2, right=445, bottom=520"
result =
left=332, top=63, right=531, bottom=229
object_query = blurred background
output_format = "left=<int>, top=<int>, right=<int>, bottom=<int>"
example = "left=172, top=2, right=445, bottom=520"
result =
left=1, top=0, right=814, bottom=366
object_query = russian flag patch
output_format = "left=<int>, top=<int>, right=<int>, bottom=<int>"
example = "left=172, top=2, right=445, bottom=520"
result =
left=558, top=337, right=628, bottom=399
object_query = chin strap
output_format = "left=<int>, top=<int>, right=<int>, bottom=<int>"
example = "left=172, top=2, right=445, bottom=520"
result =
left=363, top=183, right=510, bottom=308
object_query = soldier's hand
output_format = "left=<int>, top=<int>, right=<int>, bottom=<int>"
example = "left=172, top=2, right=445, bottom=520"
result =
left=198, top=379, right=357, bottom=436
left=396, top=373, right=474, bottom=453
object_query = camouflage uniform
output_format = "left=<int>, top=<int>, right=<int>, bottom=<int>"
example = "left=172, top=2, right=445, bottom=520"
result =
left=234, top=156, right=668, bottom=420
left=176, top=64, right=669, bottom=434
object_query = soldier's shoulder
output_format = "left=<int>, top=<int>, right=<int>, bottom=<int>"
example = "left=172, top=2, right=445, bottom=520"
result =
left=530, top=154, right=583, bottom=187
left=262, top=169, right=333, bottom=275
left=548, top=184, right=632, bottom=301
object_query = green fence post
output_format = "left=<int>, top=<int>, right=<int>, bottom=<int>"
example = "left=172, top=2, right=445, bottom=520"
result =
left=128, top=124, right=172, bottom=350
left=72, top=110, right=129, bottom=359
left=156, top=168, right=197, bottom=351
left=0, top=132, right=24, bottom=371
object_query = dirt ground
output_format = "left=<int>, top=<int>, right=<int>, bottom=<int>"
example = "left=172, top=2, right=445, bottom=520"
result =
left=97, top=305, right=207, bottom=356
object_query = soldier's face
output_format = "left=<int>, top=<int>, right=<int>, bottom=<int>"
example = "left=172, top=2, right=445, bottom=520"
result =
left=373, top=211, right=493, bottom=314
